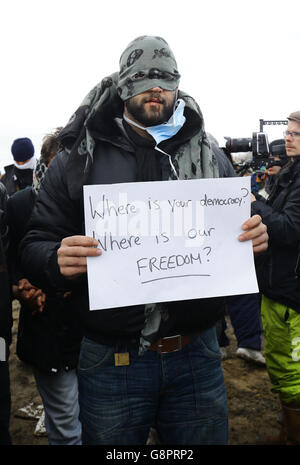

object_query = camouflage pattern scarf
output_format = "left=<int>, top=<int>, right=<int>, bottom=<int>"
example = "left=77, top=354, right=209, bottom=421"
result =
left=32, top=159, right=48, bottom=194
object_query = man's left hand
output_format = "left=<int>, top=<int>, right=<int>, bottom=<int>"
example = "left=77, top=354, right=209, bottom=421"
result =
left=238, top=214, right=268, bottom=254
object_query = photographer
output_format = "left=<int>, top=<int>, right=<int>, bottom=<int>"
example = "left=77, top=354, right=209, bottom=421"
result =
left=251, top=111, right=300, bottom=444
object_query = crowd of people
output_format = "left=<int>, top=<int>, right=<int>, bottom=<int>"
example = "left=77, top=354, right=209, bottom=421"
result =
left=0, top=35, right=299, bottom=446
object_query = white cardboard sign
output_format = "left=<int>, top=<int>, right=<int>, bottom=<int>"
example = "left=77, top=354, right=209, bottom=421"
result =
left=84, top=177, right=258, bottom=310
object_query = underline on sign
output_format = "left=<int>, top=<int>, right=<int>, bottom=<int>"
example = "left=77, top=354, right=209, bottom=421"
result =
left=141, top=274, right=211, bottom=284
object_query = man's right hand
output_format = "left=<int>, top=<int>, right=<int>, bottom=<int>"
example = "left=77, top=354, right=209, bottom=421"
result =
left=57, top=235, right=102, bottom=279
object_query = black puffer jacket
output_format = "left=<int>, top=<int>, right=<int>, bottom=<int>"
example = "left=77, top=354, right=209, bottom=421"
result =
left=1, top=164, right=33, bottom=197
left=19, top=120, right=236, bottom=346
left=7, top=186, right=82, bottom=373
left=252, top=158, right=300, bottom=311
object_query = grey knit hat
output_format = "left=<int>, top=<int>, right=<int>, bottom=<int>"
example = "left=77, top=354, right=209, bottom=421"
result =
left=117, top=36, right=180, bottom=101
left=287, top=111, right=300, bottom=124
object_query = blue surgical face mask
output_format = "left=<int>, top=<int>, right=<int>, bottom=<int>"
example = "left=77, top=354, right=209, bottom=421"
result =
left=123, top=99, right=186, bottom=146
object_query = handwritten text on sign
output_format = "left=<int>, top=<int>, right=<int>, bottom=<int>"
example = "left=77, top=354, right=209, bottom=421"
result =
left=83, top=177, right=258, bottom=310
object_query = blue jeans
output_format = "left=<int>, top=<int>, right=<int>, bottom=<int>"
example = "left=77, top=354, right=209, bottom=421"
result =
left=34, top=368, right=82, bottom=445
left=0, top=360, right=11, bottom=445
left=78, top=326, right=228, bottom=445
left=218, top=293, right=263, bottom=350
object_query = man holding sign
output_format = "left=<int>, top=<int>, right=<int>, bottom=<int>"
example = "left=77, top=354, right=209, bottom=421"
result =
left=21, top=36, right=268, bottom=445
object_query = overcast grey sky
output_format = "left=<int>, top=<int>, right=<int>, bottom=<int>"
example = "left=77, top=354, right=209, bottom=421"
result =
left=0, top=0, right=299, bottom=172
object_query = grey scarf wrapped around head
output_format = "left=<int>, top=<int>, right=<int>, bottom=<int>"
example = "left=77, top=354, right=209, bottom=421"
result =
left=117, top=35, right=180, bottom=101
left=58, top=36, right=219, bottom=355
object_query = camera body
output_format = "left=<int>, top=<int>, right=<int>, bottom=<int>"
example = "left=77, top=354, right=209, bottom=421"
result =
left=222, top=119, right=288, bottom=173
left=225, top=132, right=269, bottom=162
left=223, top=132, right=270, bottom=175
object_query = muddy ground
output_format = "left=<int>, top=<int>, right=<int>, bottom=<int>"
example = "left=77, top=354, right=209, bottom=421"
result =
left=8, top=301, right=280, bottom=445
